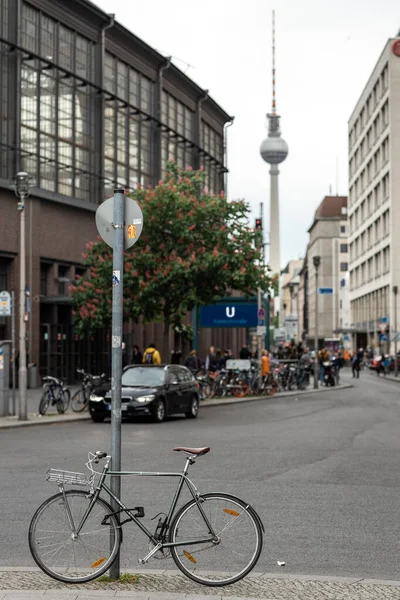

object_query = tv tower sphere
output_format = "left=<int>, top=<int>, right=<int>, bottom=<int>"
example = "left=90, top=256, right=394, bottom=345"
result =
left=260, top=132, right=288, bottom=165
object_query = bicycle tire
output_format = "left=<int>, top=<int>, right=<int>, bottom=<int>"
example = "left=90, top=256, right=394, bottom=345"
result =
left=231, top=376, right=249, bottom=398
left=56, top=388, right=70, bottom=414
left=169, top=492, right=263, bottom=587
left=38, top=389, right=50, bottom=415
left=71, top=389, right=87, bottom=412
left=29, top=489, right=121, bottom=584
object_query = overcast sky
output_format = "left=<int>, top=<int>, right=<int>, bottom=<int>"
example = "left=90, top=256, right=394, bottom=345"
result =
left=96, top=0, right=399, bottom=268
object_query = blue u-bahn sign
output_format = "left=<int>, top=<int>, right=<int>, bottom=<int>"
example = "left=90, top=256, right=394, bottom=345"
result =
left=200, top=302, right=258, bottom=328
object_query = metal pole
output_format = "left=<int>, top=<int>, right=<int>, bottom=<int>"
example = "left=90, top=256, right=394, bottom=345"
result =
left=19, top=194, right=27, bottom=420
left=394, top=286, right=398, bottom=377
left=257, top=287, right=262, bottom=363
left=28, top=198, right=33, bottom=366
left=11, top=291, right=16, bottom=415
left=192, top=308, right=198, bottom=351
left=109, top=189, right=125, bottom=580
left=313, top=265, right=319, bottom=389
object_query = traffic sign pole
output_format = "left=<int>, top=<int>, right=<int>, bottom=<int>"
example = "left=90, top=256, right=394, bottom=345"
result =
left=95, top=191, right=143, bottom=581
left=109, top=189, right=125, bottom=580
left=11, top=291, right=16, bottom=416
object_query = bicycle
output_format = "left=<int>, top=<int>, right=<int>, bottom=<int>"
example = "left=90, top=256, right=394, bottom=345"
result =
left=29, top=447, right=264, bottom=586
left=39, top=376, right=70, bottom=415
left=71, top=368, right=107, bottom=412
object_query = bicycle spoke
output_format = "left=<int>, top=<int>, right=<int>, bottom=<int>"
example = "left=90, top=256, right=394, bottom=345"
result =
left=29, top=491, right=120, bottom=583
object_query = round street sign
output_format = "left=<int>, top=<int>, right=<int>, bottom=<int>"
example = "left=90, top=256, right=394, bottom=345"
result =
left=95, top=196, right=143, bottom=249
left=258, top=307, right=266, bottom=320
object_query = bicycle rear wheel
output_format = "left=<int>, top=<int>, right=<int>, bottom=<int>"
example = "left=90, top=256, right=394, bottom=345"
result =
left=39, top=389, right=50, bottom=415
left=71, top=389, right=87, bottom=412
left=169, top=492, right=263, bottom=586
left=231, top=376, right=249, bottom=398
left=29, top=489, right=121, bottom=583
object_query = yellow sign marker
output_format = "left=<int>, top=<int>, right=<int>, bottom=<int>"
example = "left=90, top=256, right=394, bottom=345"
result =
left=127, top=224, right=137, bottom=239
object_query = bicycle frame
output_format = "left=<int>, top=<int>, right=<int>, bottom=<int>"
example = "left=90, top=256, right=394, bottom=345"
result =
left=58, top=455, right=217, bottom=563
left=45, top=384, right=61, bottom=405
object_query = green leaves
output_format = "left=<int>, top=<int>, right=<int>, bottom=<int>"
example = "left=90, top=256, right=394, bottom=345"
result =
left=70, top=162, right=270, bottom=335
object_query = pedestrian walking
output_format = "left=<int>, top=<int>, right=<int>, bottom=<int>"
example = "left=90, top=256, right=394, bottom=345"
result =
left=205, top=346, right=218, bottom=373
left=142, top=343, right=161, bottom=365
left=318, top=347, right=329, bottom=382
left=132, top=345, right=143, bottom=365
left=122, top=342, right=129, bottom=368
left=351, top=352, right=360, bottom=378
left=184, top=350, right=201, bottom=373
left=239, top=345, right=251, bottom=360
left=261, top=350, right=270, bottom=378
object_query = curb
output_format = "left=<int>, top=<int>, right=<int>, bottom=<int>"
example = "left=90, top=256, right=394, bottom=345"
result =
left=0, top=384, right=353, bottom=429
left=1, top=566, right=400, bottom=588
left=0, top=414, right=91, bottom=430
left=201, top=382, right=353, bottom=409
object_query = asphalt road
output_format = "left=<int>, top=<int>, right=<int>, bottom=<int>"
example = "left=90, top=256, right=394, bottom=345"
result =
left=2, top=368, right=400, bottom=581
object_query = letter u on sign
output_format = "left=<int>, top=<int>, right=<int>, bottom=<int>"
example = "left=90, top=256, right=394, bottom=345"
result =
left=226, top=307, right=235, bottom=318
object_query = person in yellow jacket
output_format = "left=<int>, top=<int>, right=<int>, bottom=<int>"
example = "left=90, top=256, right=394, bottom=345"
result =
left=142, top=343, right=161, bottom=365
left=261, top=349, right=270, bottom=378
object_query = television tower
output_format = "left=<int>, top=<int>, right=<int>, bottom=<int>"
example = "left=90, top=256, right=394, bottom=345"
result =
left=260, top=10, right=288, bottom=275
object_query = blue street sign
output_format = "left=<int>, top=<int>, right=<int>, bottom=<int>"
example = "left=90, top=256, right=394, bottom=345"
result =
left=200, top=303, right=258, bottom=328
left=318, top=287, right=334, bottom=295
left=379, top=333, right=388, bottom=343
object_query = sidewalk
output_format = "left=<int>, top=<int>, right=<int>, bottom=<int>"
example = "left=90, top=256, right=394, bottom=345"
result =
left=1, top=567, right=400, bottom=599
left=0, top=381, right=352, bottom=430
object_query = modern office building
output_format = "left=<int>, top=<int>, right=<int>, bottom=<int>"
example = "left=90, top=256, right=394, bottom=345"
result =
left=0, top=0, right=237, bottom=381
left=348, top=35, right=400, bottom=351
left=298, top=196, right=348, bottom=350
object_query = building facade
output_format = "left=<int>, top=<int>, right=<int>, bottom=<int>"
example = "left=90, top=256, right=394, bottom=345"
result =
left=300, top=196, right=348, bottom=350
left=0, top=0, right=243, bottom=381
left=280, top=259, right=302, bottom=341
left=348, top=36, right=400, bottom=352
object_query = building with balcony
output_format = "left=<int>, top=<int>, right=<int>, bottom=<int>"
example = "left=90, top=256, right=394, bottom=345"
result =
left=348, top=35, right=400, bottom=351
left=0, top=0, right=237, bottom=381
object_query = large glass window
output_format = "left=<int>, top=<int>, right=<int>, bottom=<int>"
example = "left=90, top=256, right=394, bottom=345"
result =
left=160, top=91, right=195, bottom=176
left=20, top=5, right=95, bottom=200
left=0, top=0, right=9, bottom=178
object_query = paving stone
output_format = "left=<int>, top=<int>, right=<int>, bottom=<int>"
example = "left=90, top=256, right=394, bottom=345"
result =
left=3, top=571, right=400, bottom=599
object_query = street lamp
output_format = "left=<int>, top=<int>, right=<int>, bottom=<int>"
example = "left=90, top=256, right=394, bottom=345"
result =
left=15, top=171, right=30, bottom=421
left=313, top=255, right=321, bottom=389
left=393, top=285, right=398, bottom=377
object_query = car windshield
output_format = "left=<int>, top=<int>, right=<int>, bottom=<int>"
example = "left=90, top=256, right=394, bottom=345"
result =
left=121, top=367, right=165, bottom=387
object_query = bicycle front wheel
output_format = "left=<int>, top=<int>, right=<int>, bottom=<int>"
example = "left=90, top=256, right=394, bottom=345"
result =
left=71, top=389, right=87, bottom=412
left=39, top=389, right=50, bottom=415
left=29, top=489, right=121, bottom=583
left=169, top=493, right=263, bottom=586
left=56, top=388, right=70, bottom=414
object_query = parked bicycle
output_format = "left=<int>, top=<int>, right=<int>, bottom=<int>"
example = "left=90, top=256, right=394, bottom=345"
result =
left=71, top=368, right=107, bottom=413
left=29, top=447, right=263, bottom=586
left=39, top=376, right=70, bottom=415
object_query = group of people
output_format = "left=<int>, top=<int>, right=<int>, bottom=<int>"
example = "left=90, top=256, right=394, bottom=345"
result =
left=124, top=343, right=162, bottom=366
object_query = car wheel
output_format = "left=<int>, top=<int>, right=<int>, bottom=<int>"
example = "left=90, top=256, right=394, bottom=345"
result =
left=151, top=399, right=166, bottom=423
left=186, top=395, right=199, bottom=419
left=91, top=413, right=105, bottom=423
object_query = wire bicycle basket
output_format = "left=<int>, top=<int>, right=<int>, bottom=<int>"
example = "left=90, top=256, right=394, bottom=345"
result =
left=46, top=469, right=94, bottom=487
